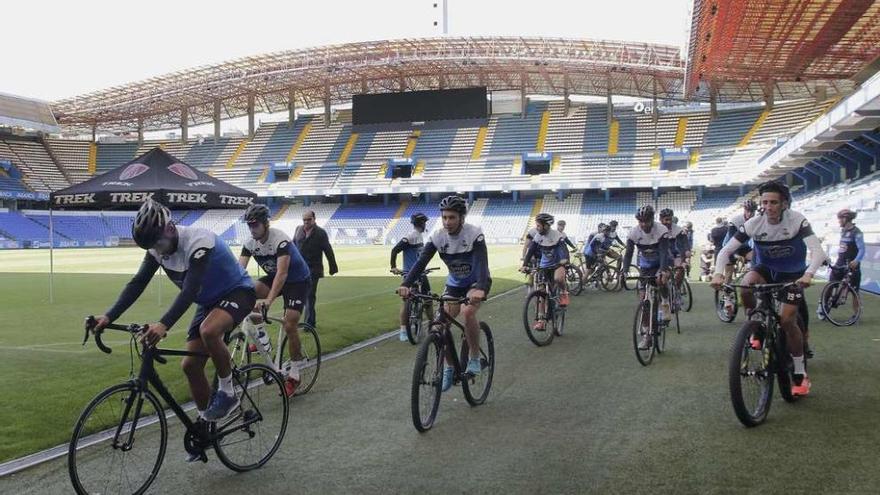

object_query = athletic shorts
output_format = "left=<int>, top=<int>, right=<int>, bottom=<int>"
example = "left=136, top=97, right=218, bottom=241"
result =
left=257, top=275, right=310, bottom=312
left=443, top=277, right=492, bottom=301
left=830, top=265, right=860, bottom=293
left=187, top=287, right=256, bottom=342
left=750, top=265, right=804, bottom=305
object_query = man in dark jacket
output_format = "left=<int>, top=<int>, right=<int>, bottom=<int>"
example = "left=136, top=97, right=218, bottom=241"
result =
left=293, top=210, right=338, bottom=327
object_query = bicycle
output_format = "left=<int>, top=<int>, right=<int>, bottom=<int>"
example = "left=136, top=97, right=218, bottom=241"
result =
left=227, top=304, right=322, bottom=397
left=575, top=253, right=619, bottom=292
left=715, top=281, right=740, bottom=324
left=565, top=259, right=584, bottom=296
left=408, top=292, right=495, bottom=432
left=522, top=265, right=567, bottom=346
left=70, top=316, right=288, bottom=494
left=820, top=266, right=862, bottom=327
left=393, top=267, right=440, bottom=344
left=629, top=273, right=679, bottom=366
left=726, top=283, right=806, bottom=427
left=672, top=265, right=693, bottom=312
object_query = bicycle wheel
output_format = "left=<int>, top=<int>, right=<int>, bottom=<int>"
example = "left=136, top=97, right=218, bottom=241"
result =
left=279, top=324, right=322, bottom=396
left=600, top=264, right=620, bottom=292
left=655, top=307, right=667, bottom=354
left=776, top=315, right=805, bottom=404
left=461, top=322, right=495, bottom=406
left=729, top=321, right=773, bottom=427
left=715, top=288, right=738, bottom=323
left=214, top=363, right=289, bottom=472
left=633, top=300, right=655, bottom=366
left=405, top=297, right=425, bottom=344
left=552, top=303, right=566, bottom=337
left=821, top=281, right=861, bottom=327
left=566, top=265, right=584, bottom=296
left=681, top=278, right=693, bottom=312
left=68, top=383, right=166, bottom=495
left=523, top=291, right=554, bottom=347
left=411, top=331, right=443, bottom=432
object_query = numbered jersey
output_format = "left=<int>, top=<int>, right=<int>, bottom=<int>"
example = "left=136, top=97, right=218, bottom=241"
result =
left=241, top=227, right=310, bottom=283
left=148, top=226, right=253, bottom=305
left=430, top=223, right=489, bottom=288
left=627, top=222, right=669, bottom=269
left=734, top=210, right=814, bottom=274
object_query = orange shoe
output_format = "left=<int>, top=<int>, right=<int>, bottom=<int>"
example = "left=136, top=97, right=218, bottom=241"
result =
left=533, top=320, right=546, bottom=331
left=284, top=377, right=300, bottom=397
left=792, top=375, right=811, bottom=396
left=247, top=343, right=258, bottom=353
left=559, top=292, right=570, bottom=307
left=749, top=335, right=763, bottom=350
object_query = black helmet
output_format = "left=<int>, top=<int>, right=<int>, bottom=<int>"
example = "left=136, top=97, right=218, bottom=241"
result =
left=757, top=181, right=792, bottom=203
left=438, top=195, right=467, bottom=215
left=684, top=221, right=693, bottom=229
left=672, top=216, right=679, bottom=224
left=837, top=208, right=856, bottom=221
left=557, top=220, right=566, bottom=227
left=536, top=213, right=554, bottom=226
left=411, top=212, right=428, bottom=225
left=244, top=204, right=270, bottom=224
left=635, top=205, right=655, bottom=221
left=659, top=208, right=674, bottom=219
left=132, top=199, right=170, bottom=250
left=743, top=199, right=758, bottom=212
left=599, top=223, right=611, bottom=233
left=609, top=220, right=618, bottom=228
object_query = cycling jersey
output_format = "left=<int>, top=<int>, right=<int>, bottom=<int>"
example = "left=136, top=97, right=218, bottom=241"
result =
left=106, top=226, right=254, bottom=329
left=709, top=224, right=728, bottom=253
left=583, top=232, right=611, bottom=257
left=558, top=230, right=577, bottom=249
left=724, top=213, right=754, bottom=249
left=623, top=222, right=670, bottom=270
left=524, top=229, right=570, bottom=269
left=241, top=227, right=310, bottom=283
left=390, top=228, right=425, bottom=272
left=403, top=223, right=490, bottom=291
left=716, top=210, right=825, bottom=276
left=835, top=225, right=865, bottom=266
left=664, top=224, right=688, bottom=259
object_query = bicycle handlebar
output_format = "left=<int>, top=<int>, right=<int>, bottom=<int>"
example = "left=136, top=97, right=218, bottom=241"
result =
left=722, top=282, right=798, bottom=292
left=397, top=291, right=473, bottom=304
left=393, top=267, right=441, bottom=276
left=84, top=316, right=167, bottom=364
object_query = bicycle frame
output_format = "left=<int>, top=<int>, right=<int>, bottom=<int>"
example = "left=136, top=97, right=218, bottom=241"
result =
left=413, top=293, right=472, bottom=381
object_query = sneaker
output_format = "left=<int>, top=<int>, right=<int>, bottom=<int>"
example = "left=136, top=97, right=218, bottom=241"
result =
left=203, top=390, right=240, bottom=422
left=533, top=320, right=546, bottom=332
left=247, top=343, right=258, bottom=353
left=399, top=329, right=408, bottom=342
left=805, top=344, right=814, bottom=360
left=466, top=357, right=482, bottom=376
left=816, top=307, right=826, bottom=321
left=441, top=366, right=454, bottom=392
left=559, top=292, right=570, bottom=307
left=284, top=377, right=300, bottom=397
left=792, top=374, right=811, bottom=396
left=638, top=327, right=652, bottom=350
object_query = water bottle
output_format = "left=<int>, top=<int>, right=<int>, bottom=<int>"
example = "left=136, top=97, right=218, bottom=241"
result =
left=256, top=326, right=272, bottom=354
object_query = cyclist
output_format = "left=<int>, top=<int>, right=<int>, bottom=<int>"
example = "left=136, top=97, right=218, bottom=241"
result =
left=520, top=213, right=571, bottom=330
left=709, top=217, right=728, bottom=256
left=582, top=223, right=610, bottom=283
left=711, top=182, right=826, bottom=396
left=92, top=199, right=255, bottom=424
left=817, top=208, right=864, bottom=320
left=397, top=196, right=491, bottom=391
left=622, top=205, right=671, bottom=350
left=659, top=209, right=689, bottom=291
left=556, top=220, right=577, bottom=250
left=238, top=204, right=311, bottom=397
left=390, top=212, right=433, bottom=341
left=682, top=220, right=695, bottom=277
left=722, top=200, right=758, bottom=282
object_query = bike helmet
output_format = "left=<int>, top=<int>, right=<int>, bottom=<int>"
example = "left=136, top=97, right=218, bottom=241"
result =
left=535, top=213, right=555, bottom=226
left=659, top=208, right=674, bottom=219
left=600, top=223, right=611, bottom=233
left=672, top=216, right=679, bottom=224
left=597, top=222, right=607, bottom=231
left=132, top=199, right=171, bottom=250
left=743, top=199, right=758, bottom=212
left=557, top=220, right=566, bottom=227
left=635, top=205, right=655, bottom=221
left=438, top=195, right=467, bottom=215
left=757, top=181, right=792, bottom=203
left=609, top=220, right=618, bottom=228
left=684, top=221, right=693, bottom=230
left=837, top=208, right=856, bottom=221
left=411, top=212, right=428, bottom=225
left=244, top=204, right=270, bottom=224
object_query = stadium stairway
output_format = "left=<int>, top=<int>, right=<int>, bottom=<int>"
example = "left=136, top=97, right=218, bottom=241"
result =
left=226, top=139, right=249, bottom=168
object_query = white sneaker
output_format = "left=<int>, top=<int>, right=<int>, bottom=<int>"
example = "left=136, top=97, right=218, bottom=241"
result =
left=399, top=329, right=408, bottom=342
left=288, top=360, right=304, bottom=382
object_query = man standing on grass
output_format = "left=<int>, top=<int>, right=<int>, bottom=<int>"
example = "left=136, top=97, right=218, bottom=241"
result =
left=293, top=210, right=338, bottom=327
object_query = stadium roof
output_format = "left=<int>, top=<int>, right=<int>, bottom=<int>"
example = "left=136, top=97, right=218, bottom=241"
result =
left=0, top=92, right=59, bottom=134
left=51, top=36, right=686, bottom=134
left=686, top=0, right=880, bottom=100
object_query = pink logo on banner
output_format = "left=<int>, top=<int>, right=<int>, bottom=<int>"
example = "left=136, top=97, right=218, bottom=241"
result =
left=119, top=163, right=149, bottom=181
left=167, top=162, right=198, bottom=180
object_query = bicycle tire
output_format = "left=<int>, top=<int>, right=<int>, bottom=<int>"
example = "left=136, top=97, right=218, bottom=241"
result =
left=214, top=363, right=288, bottom=472
left=405, top=297, right=424, bottom=344
left=729, top=320, right=773, bottom=427
left=553, top=305, right=566, bottom=337
left=523, top=290, right=555, bottom=347
left=715, top=288, right=738, bottom=323
left=279, top=324, right=322, bottom=396
left=68, top=383, right=167, bottom=495
left=411, top=332, right=443, bottom=432
left=821, top=281, right=861, bottom=327
left=682, top=278, right=693, bottom=312
left=777, top=315, right=806, bottom=404
left=566, top=265, right=584, bottom=296
left=461, top=322, right=495, bottom=406
left=633, top=300, right=655, bottom=366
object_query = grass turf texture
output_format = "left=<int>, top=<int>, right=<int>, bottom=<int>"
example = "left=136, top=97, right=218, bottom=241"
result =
left=0, top=245, right=523, bottom=461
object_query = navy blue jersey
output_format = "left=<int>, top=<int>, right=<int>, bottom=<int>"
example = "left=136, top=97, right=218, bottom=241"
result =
left=241, top=227, right=310, bottom=283
left=835, top=225, right=865, bottom=266
left=524, top=229, right=570, bottom=268
left=733, top=210, right=814, bottom=274
left=390, top=229, right=426, bottom=272
left=403, top=223, right=490, bottom=290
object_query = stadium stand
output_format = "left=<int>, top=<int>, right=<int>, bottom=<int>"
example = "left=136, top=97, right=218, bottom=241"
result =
left=0, top=138, right=69, bottom=192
